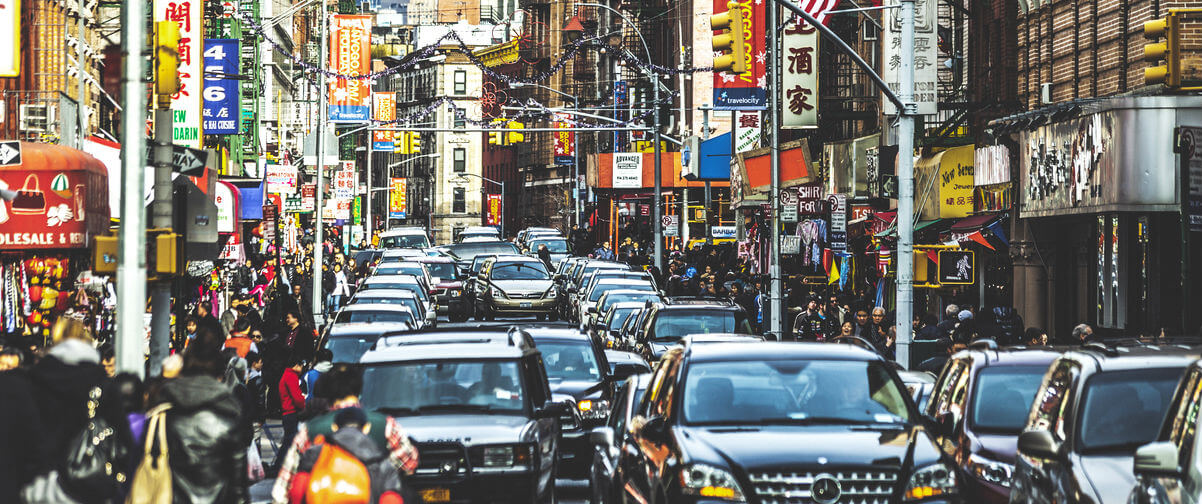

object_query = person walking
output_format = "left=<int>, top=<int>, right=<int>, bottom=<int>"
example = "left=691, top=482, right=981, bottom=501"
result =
left=28, top=319, right=106, bottom=471
left=0, top=363, right=46, bottom=502
left=278, top=356, right=307, bottom=466
left=224, top=318, right=260, bottom=359
left=283, top=311, right=316, bottom=363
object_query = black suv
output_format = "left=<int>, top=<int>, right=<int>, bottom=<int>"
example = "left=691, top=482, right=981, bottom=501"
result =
left=357, top=328, right=572, bottom=503
left=622, top=341, right=959, bottom=504
left=1012, top=345, right=1198, bottom=504
left=925, top=343, right=1063, bottom=503
left=631, top=300, right=751, bottom=363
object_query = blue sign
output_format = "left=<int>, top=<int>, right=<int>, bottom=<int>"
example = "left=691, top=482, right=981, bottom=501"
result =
left=202, top=39, right=240, bottom=135
left=374, top=140, right=394, bottom=152
left=698, top=132, right=732, bottom=180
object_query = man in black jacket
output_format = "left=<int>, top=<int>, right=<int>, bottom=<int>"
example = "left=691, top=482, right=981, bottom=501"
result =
left=0, top=366, right=46, bottom=502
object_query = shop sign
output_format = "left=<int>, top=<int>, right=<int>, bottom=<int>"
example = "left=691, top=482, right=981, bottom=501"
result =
left=939, top=146, right=974, bottom=218
left=975, top=144, right=1010, bottom=186
left=333, top=166, right=356, bottom=199
left=797, top=183, right=824, bottom=214
left=301, top=183, right=315, bottom=212
left=0, top=169, right=98, bottom=249
left=322, top=198, right=351, bottom=221
left=711, top=225, right=736, bottom=239
left=486, top=194, right=502, bottom=226
left=265, top=164, right=297, bottom=195
left=262, top=204, right=277, bottom=241
left=938, top=250, right=974, bottom=285
left=713, top=0, right=767, bottom=110
left=0, top=0, right=18, bottom=78
left=1181, top=127, right=1202, bottom=232
left=218, top=232, right=244, bottom=262
left=781, top=235, right=802, bottom=254
left=214, top=182, right=236, bottom=233
left=328, top=15, right=372, bottom=123
left=734, top=111, right=761, bottom=153
left=389, top=178, right=407, bottom=219
left=372, top=93, right=396, bottom=151
left=828, top=193, right=847, bottom=250
left=780, top=189, right=799, bottom=223
left=612, top=153, right=642, bottom=188
left=202, top=39, right=240, bottom=135
left=352, top=196, right=361, bottom=225
left=155, top=0, right=204, bottom=147
left=882, top=0, right=937, bottom=115
left=780, top=17, right=818, bottom=129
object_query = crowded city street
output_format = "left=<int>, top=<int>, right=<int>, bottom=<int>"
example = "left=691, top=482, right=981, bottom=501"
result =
left=3, top=0, right=1202, bottom=502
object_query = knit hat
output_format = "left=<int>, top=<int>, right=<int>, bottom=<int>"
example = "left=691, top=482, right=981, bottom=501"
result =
left=958, top=310, right=973, bottom=321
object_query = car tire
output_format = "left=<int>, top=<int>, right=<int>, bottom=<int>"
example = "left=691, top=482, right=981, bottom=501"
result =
left=539, top=466, right=557, bottom=504
left=549, top=311, right=559, bottom=322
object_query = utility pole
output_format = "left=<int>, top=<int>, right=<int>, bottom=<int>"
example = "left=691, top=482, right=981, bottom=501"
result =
left=365, top=141, right=373, bottom=243
left=895, top=0, right=917, bottom=366
left=312, top=0, right=327, bottom=326
left=702, top=106, right=712, bottom=244
left=76, top=7, right=86, bottom=148
left=573, top=96, right=581, bottom=229
left=115, top=0, right=148, bottom=377
left=652, top=73, right=663, bottom=271
left=767, top=0, right=783, bottom=340
left=148, top=21, right=176, bottom=375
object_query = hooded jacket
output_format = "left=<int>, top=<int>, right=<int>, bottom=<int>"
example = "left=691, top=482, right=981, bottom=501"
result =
left=158, top=375, right=250, bottom=504
left=28, top=340, right=105, bottom=470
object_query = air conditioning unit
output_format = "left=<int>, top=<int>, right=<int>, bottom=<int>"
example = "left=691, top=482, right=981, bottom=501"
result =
left=1040, top=83, right=1053, bottom=105
left=19, top=104, right=55, bottom=132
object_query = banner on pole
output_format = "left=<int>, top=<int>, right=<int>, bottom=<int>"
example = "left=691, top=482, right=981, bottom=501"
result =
left=554, top=117, right=575, bottom=165
left=389, top=177, right=407, bottom=219
left=372, top=93, right=396, bottom=151
left=713, top=0, right=766, bottom=110
left=882, top=0, right=937, bottom=115
left=328, top=15, right=372, bottom=122
left=202, top=39, right=240, bottom=134
left=780, top=17, right=819, bottom=128
left=486, top=194, right=502, bottom=226
left=155, top=0, right=204, bottom=146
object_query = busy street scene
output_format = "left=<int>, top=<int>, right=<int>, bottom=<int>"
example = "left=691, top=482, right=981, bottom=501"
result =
left=2, top=0, right=1202, bottom=502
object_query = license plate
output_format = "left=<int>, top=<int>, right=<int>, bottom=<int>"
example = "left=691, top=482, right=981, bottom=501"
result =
left=421, top=488, right=450, bottom=503
left=520, top=302, right=533, bottom=308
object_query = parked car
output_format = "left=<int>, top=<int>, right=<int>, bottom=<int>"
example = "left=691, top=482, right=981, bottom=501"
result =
left=474, top=256, right=557, bottom=320
left=358, top=328, right=572, bottom=503
left=621, top=341, right=957, bottom=504
left=349, top=288, right=435, bottom=329
left=924, top=343, right=1062, bottom=502
left=1130, top=357, right=1202, bottom=504
left=631, top=300, right=751, bottom=362
left=1012, top=345, right=1198, bottom=504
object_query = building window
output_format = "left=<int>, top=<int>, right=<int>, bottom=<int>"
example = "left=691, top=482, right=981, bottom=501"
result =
left=453, top=187, right=466, bottom=213
left=454, top=70, right=467, bottom=95
left=454, top=115, right=465, bottom=129
left=453, top=148, right=466, bottom=172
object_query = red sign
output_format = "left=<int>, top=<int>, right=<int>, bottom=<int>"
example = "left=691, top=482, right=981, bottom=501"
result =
left=0, top=168, right=106, bottom=249
left=850, top=205, right=873, bottom=222
left=713, top=0, right=767, bottom=110
left=554, top=118, right=575, bottom=165
left=372, top=93, right=396, bottom=150
left=328, top=15, right=372, bottom=122
left=486, top=194, right=502, bottom=226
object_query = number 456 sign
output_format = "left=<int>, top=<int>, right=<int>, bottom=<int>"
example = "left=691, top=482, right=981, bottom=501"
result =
left=202, top=39, right=240, bottom=135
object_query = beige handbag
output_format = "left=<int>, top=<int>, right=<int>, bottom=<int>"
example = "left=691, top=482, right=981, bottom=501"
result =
left=126, top=404, right=172, bottom=504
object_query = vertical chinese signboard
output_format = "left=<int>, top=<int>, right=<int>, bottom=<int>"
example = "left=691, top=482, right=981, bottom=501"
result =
left=734, top=111, right=761, bottom=152
left=0, top=0, right=19, bottom=77
left=372, top=93, right=396, bottom=151
left=328, top=15, right=371, bottom=122
left=713, top=0, right=766, bottom=110
left=781, top=17, right=818, bottom=128
left=389, top=177, right=407, bottom=219
left=486, top=194, right=502, bottom=226
left=554, top=117, right=575, bottom=165
left=155, top=0, right=204, bottom=147
left=882, top=0, right=937, bottom=115
left=202, top=39, right=240, bottom=134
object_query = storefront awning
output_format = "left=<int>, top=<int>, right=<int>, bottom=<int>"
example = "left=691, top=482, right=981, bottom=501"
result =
left=0, top=142, right=110, bottom=249
left=950, top=213, right=1002, bottom=232
left=874, top=218, right=950, bottom=238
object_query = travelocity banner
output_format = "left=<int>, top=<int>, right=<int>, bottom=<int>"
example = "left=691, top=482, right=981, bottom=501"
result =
left=328, top=15, right=372, bottom=122
left=713, top=0, right=766, bottom=110
left=155, top=0, right=204, bottom=147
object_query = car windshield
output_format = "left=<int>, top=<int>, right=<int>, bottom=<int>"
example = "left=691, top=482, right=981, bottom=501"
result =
left=442, top=242, right=521, bottom=260
left=381, top=233, right=429, bottom=249
left=683, top=360, right=911, bottom=425
left=1077, top=367, right=1182, bottom=453
left=376, top=265, right=425, bottom=277
left=600, top=291, right=657, bottom=311
left=361, top=360, right=526, bottom=414
left=424, top=263, right=457, bottom=280
left=590, top=282, right=653, bottom=303
left=492, top=262, right=550, bottom=280
left=651, top=310, right=738, bottom=342
left=326, top=337, right=378, bottom=364
left=335, top=310, right=415, bottom=325
left=607, top=307, right=639, bottom=330
left=530, top=239, right=569, bottom=253
left=540, top=341, right=602, bottom=382
left=970, top=366, right=1048, bottom=433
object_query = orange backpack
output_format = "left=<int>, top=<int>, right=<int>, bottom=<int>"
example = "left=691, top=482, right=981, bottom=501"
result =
left=304, top=442, right=372, bottom=504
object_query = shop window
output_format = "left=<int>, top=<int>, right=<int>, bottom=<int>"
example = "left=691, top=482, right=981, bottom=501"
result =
left=453, top=187, right=466, bottom=213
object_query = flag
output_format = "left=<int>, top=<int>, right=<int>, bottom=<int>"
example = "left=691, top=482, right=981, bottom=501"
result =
left=794, top=0, right=842, bottom=25
left=968, top=230, right=995, bottom=250
left=987, top=220, right=1009, bottom=246
left=828, top=257, right=841, bottom=285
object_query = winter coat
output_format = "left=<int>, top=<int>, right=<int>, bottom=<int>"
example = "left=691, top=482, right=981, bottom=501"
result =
left=157, top=375, right=250, bottom=504
left=0, top=371, right=47, bottom=502
left=279, top=368, right=306, bottom=416
left=28, top=340, right=106, bottom=470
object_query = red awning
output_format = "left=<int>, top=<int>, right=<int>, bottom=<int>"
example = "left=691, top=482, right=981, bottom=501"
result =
left=949, top=213, right=1001, bottom=232
left=0, top=142, right=110, bottom=249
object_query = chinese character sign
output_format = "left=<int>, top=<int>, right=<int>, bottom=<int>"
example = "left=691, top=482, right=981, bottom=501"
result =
left=554, top=118, right=575, bottom=166
left=202, top=39, right=239, bottom=134
left=882, top=0, right=937, bottom=115
left=713, top=0, right=767, bottom=110
left=389, top=178, right=407, bottom=219
left=155, top=0, right=204, bottom=147
left=0, top=0, right=18, bottom=77
left=372, top=93, right=396, bottom=151
left=781, top=18, right=818, bottom=128
left=486, top=194, right=502, bottom=226
left=734, top=111, right=761, bottom=153
left=328, top=15, right=372, bottom=122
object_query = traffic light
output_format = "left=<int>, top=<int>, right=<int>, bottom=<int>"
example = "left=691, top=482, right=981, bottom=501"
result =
left=506, top=121, right=525, bottom=144
left=488, top=130, right=503, bottom=145
left=407, top=131, right=422, bottom=154
left=711, top=1, right=747, bottom=74
left=1144, top=14, right=1178, bottom=86
left=154, top=20, right=181, bottom=96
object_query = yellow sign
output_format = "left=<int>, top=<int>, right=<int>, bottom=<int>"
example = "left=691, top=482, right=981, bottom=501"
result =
left=916, top=144, right=975, bottom=219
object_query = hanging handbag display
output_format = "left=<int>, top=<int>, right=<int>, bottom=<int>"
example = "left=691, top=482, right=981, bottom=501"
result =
left=126, top=404, right=173, bottom=504
left=11, top=174, right=46, bottom=215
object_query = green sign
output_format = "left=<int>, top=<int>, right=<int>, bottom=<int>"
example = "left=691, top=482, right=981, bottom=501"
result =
left=353, top=196, right=362, bottom=225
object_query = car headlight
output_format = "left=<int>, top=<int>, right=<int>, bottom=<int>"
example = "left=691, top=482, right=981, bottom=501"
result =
left=576, top=399, right=610, bottom=421
left=967, top=453, right=1014, bottom=487
left=473, top=444, right=534, bottom=469
left=680, top=463, right=746, bottom=501
left=904, top=463, right=958, bottom=501
left=491, top=287, right=505, bottom=298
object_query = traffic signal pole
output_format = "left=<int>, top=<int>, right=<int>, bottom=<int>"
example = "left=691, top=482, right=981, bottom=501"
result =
left=116, top=0, right=148, bottom=377
left=149, top=103, right=173, bottom=376
left=313, top=0, right=327, bottom=326
left=767, top=0, right=783, bottom=340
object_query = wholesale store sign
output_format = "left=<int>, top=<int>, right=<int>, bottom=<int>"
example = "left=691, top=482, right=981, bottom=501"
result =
left=372, top=93, right=396, bottom=151
left=328, top=15, right=372, bottom=123
left=202, top=39, right=240, bottom=134
left=713, top=0, right=766, bottom=110
left=155, top=0, right=204, bottom=147
left=0, top=0, right=18, bottom=77
left=780, top=16, right=818, bottom=128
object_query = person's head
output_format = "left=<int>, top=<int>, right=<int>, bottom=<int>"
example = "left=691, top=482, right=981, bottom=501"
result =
left=105, top=372, right=145, bottom=414
left=333, top=263, right=342, bottom=273
left=871, top=307, right=886, bottom=324
left=197, top=301, right=213, bottom=318
left=331, top=407, right=370, bottom=434
left=181, top=324, right=228, bottom=378
left=51, top=317, right=93, bottom=345
left=285, top=311, right=300, bottom=328
left=958, top=310, right=974, bottom=323
left=0, top=346, right=22, bottom=371
left=806, top=298, right=818, bottom=311
left=233, top=317, right=251, bottom=336
left=246, top=351, right=263, bottom=371
left=185, top=316, right=199, bottom=335
left=921, top=313, right=938, bottom=329
left=855, top=310, right=869, bottom=325
left=841, top=321, right=854, bottom=336
left=250, top=328, right=263, bottom=342
left=315, top=348, right=333, bottom=364
left=944, top=304, right=960, bottom=321
left=292, top=284, right=303, bottom=297
left=1072, top=323, right=1093, bottom=342
left=100, top=344, right=116, bottom=377
left=288, top=356, right=305, bottom=373
left=481, top=362, right=502, bottom=386
left=1025, top=327, right=1048, bottom=346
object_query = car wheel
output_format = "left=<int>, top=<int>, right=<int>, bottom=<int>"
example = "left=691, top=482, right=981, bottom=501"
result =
left=540, top=466, right=557, bottom=504
left=549, top=311, right=559, bottom=322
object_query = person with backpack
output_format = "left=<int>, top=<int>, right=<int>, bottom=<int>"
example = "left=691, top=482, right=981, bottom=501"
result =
left=271, top=364, right=418, bottom=504
left=285, top=407, right=406, bottom=504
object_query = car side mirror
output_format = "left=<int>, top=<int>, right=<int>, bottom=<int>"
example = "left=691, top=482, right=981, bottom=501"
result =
left=587, top=306, right=597, bottom=314
left=1134, top=441, right=1181, bottom=476
left=933, top=412, right=957, bottom=437
left=639, top=415, right=669, bottom=442
left=1017, top=430, right=1062, bottom=459
left=611, top=363, right=647, bottom=382
left=589, top=426, right=615, bottom=447
left=535, top=400, right=572, bottom=419
left=553, top=274, right=563, bottom=281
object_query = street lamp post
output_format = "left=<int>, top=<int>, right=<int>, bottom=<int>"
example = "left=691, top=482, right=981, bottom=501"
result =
left=455, top=172, right=506, bottom=238
left=312, top=0, right=327, bottom=326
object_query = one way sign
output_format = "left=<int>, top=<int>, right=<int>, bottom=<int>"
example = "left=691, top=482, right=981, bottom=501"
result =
left=0, top=141, right=22, bottom=167
left=146, top=145, right=208, bottom=176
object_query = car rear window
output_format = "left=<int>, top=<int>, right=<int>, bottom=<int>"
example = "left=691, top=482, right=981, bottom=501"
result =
left=970, top=365, right=1049, bottom=433
left=1077, top=367, right=1183, bottom=453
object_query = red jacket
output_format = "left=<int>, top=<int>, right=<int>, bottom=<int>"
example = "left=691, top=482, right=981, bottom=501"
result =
left=279, top=368, right=305, bottom=416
